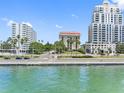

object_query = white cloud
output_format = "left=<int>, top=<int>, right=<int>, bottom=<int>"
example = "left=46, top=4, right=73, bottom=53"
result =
left=22, top=22, right=32, bottom=27
left=56, top=24, right=63, bottom=29
left=7, top=20, right=16, bottom=27
left=111, top=0, right=124, bottom=10
left=1, top=17, right=15, bottom=27
left=71, top=14, right=79, bottom=19
left=1, top=18, right=32, bottom=27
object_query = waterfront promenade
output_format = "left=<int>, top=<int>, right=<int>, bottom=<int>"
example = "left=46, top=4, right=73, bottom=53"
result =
left=0, top=52, right=124, bottom=66
left=0, top=58, right=124, bottom=66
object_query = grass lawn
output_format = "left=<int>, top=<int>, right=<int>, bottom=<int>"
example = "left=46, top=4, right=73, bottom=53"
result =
left=94, top=55, right=124, bottom=58
left=58, top=52, right=124, bottom=58
left=0, top=54, right=40, bottom=60
left=63, top=51, right=83, bottom=54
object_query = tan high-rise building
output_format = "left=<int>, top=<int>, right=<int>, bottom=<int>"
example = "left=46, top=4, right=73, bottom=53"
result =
left=86, top=0, right=124, bottom=54
left=89, top=0, right=124, bottom=44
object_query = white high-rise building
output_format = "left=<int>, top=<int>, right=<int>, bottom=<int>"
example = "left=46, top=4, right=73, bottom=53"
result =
left=12, top=22, right=37, bottom=51
left=86, top=0, right=124, bottom=54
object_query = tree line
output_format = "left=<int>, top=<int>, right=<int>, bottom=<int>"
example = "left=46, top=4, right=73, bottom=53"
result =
left=0, top=37, right=85, bottom=54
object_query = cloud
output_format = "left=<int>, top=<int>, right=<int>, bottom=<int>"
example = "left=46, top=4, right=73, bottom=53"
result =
left=71, top=14, right=79, bottom=19
left=7, top=20, right=16, bottom=26
left=1, top=18, right=32, bottom=27
left=56, top=24, right=63, bottom=29
left=1, top=17, right=15, bottom=27
left=22, top=22, right=32, bottom=27
left=111, top=0, right=124, bottom=10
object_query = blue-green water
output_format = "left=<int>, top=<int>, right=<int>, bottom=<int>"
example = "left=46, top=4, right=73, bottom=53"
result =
left=0, top=66, right=124, bottom=93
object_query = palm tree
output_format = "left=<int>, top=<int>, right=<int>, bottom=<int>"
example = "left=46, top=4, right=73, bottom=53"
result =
left=97, top=47, right=100, bottom=54
left=10, top=35, right=28, bottom=55
left=75, top=39, right=80, bottom=50
left=54, top=40, right=65, bottom=54
left=14, top=35, right=21, bottom=55
left=21, top=37, right=28, bottom=53
left=92, top=48, right=95, bottom=54
left=10, top=38, right=17, bottom=54
left=0, top=38, right=12, bottom=53
left=108, top=48, right=112, bottom=53
left=11, top=39, right=17, bottom=48
left=67, top=39, right=70, bottom=50
left=67, top=37, right=74, bottom=51
left=21, top=37, right=28, bottom=45
left=6, top=37, right=12, bottom=43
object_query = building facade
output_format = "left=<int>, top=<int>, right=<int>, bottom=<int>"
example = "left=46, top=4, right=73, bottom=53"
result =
left=59, top=32, right=80, bottom=50
left=86, top=0, right=124, bottom=54
left=12, top=22, right=37, bottom=51
left=85, top=43, right=116, bottom=54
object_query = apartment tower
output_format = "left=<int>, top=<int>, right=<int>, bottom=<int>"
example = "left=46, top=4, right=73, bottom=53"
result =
left=12, top=22, right=37, bottom=51
left=86, top=0, right=124, bottom=54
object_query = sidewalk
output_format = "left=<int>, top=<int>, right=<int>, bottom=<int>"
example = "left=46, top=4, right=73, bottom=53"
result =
left=0, top=58, right=124, bottom=66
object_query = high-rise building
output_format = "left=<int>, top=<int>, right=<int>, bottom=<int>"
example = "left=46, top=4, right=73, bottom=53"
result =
left=59, top=32, right=80, bottom=50
left=86, top=0, right=124, bottom=54
left=12, top=22, right=37, bottom=51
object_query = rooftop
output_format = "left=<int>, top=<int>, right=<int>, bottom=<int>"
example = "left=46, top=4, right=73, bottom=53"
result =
left=60, top=32, right=80, bottom=35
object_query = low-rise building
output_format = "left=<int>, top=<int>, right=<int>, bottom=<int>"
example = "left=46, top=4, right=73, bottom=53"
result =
left=85, top=43, right=116, bottom=54
left=59, top=32, right=81, bottom=50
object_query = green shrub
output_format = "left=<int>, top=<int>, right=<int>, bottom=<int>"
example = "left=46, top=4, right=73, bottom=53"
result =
left=0, top=55, right=4, bottom=58
left=4, top=56, right=11, bottom=59
left=16, top=56, right=23, bottom=60
left=57, top=56, right=71, bottom=58
left=33, top=55, right=40, bottom=58
left=58, top=56, right=93, bottom=58
left=23, top=56, right=30, bottom=59
left=72, top=56, right=93, bottom=58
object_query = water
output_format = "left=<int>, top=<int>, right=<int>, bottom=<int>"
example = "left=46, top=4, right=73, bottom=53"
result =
left=0, top=66, right=124, bottom=93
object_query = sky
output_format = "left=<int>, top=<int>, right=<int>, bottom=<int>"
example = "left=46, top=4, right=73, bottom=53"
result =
left=0, top=0, right=123, bottom=44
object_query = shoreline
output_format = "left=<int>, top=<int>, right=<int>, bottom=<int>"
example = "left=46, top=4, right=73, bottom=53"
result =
left=0, top=62, right=124, bottom=66
left=0, top=58, right=124, bottom=66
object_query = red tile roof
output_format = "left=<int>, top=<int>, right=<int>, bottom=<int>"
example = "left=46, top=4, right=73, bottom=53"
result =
left=60, top=32, right=80, bottom=35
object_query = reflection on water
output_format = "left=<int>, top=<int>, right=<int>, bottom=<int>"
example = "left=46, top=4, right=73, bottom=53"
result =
left=0, top=66, right=124, bottom=93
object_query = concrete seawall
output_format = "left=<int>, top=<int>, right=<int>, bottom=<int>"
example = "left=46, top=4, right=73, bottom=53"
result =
left=0, top=58, right=124, bottom=66
left=1, top=62, right=124, bottom=66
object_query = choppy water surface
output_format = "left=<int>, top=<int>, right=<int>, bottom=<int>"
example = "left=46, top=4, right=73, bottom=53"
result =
left=0, top=66, right=124, bottom=93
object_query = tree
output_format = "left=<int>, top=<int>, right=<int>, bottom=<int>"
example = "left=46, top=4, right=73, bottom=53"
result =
left=0, top=38, right=12, bottom=53
left=44, top=42, right=53, bottom=52
left=21, top=37, right=28, bottom=45
left=11, top=39, right=17, bottom=49
left=108, top=47, right=112, bottom=53
left=29, top=42, right=44, bottom=54
left=1, top=42, right=11, bottom=50
left=67, top=37, right=74, bottom=51
left=75, top=39, right=80, bottom=50
left=6, top=37, right=12, bottom=43
left=0, top=37, right=12, bottom=49
left=54, top=40, right=66, bottom=53
left=8, top=35, right=28, bottom=54
left=97, top=47, right=104, bottom=55
left=116, top=43, right=124, bottom=54
left=78, top=47, right=85, bottom=54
